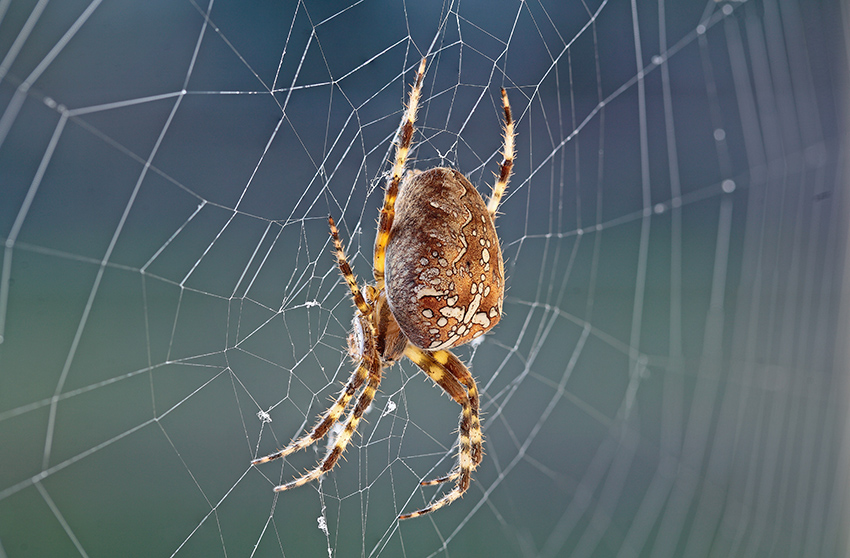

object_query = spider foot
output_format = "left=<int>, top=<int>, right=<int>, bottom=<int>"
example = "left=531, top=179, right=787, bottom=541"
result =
left=419, top=471, right=459, bottom=486
left=251, top=440, right=305, bottom=465
left=400, top=472, right=471, bottom=520
left=399, top=487, right=464, bottom=520
left=273, top=468, right=324, bottom=492
left=251, top=450, right=287, bottom=465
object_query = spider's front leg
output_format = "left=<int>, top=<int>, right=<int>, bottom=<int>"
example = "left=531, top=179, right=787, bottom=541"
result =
left=272, top=344, right=383, bottom=492
left=413, top=348, right=484, bottom=489
left=431, top=349, right=483, bottom=468
left=251, top=215, right=378, bottom=483
left=400, top=345, right=480, bottom=520
left=250, top=357, right=370, bottom=467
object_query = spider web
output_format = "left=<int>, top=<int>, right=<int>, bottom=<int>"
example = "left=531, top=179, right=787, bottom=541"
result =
left=0, top=0, right=848, bottom=556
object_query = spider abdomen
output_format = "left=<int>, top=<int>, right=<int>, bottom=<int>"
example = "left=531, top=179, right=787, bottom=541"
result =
left=385, top=167, right=504, bottom=351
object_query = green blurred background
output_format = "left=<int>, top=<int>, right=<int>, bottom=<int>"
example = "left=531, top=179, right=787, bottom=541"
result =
left=0, top=0, right=847, bottom=556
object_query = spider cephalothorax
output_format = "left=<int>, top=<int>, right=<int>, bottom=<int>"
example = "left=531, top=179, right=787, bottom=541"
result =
left=253, top=57, right=515, bottom=519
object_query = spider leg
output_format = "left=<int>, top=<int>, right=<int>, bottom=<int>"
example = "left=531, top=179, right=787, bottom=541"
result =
left=374, top=57, right=427, bottom=290
left=405, top=349, right=483, bottom=487
left=328, top=215, right=371, bottom=316
left=251, top=358, right=370, bottom=466
left=251, top=217, right=375, bottom=469
left=486, top=88, right=515, bottom=220
left=431, top=349, right=483, bottom=468
left=400, top=345, right=475, bottom=520
left=271, top=347, right=382, bottom=492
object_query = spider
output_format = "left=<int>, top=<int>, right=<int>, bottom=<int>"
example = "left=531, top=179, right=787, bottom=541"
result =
left=252, top=57, right=514, bottom=520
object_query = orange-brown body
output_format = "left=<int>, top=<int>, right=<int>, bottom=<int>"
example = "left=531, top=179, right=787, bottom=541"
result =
left=385, top=168, right=504, bottom=351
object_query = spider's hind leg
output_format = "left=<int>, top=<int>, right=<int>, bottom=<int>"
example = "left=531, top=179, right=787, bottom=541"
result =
left=486, top=88, right=515, bottom=220
left=373, top=57, right=427, bottom=290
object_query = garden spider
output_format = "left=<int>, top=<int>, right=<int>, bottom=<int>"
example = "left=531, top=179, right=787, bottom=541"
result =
left=252, top=57, right=514, bottom=520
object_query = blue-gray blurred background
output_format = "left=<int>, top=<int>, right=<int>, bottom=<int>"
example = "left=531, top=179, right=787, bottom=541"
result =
left=0, top=0, right=848, bottom=556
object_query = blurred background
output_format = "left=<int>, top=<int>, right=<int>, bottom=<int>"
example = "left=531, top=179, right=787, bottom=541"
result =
left=0, top=0, right=847, bottom=556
